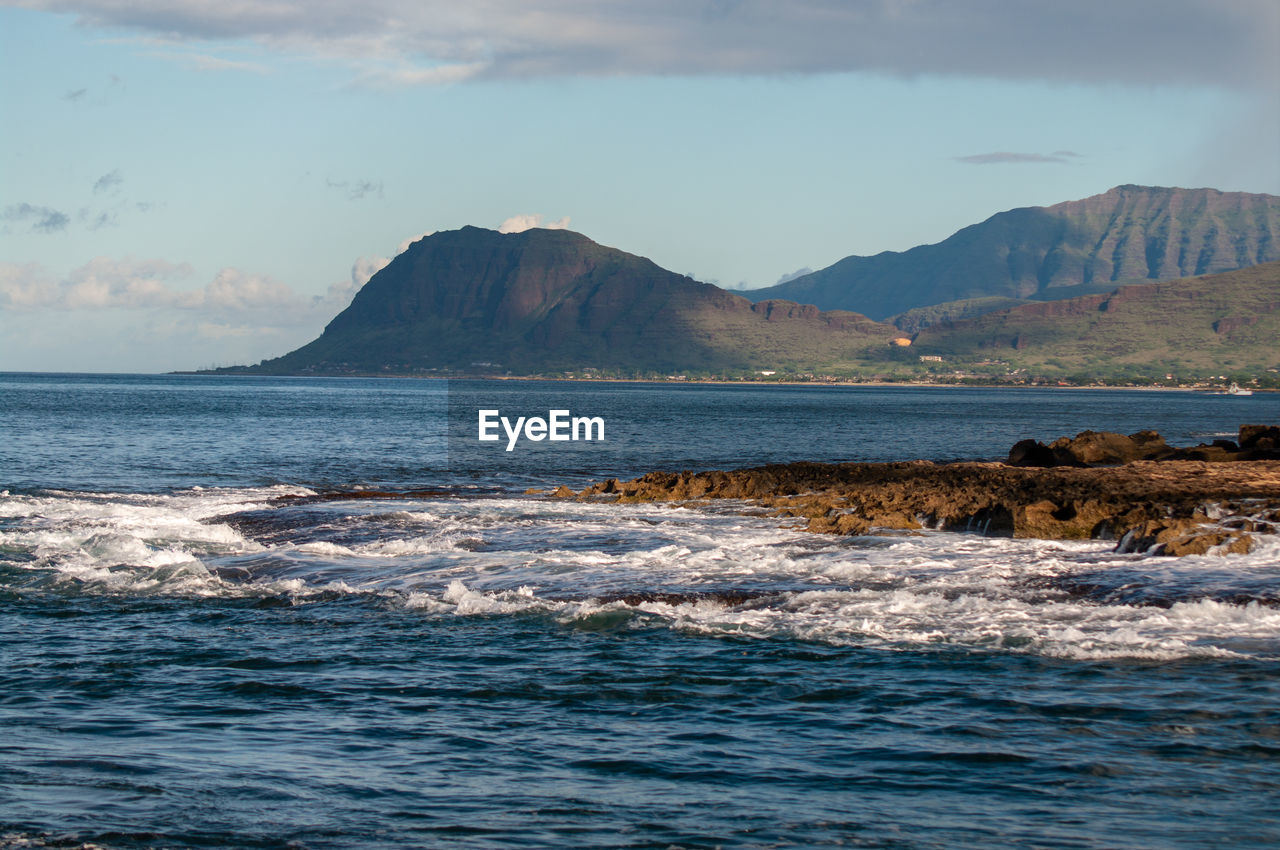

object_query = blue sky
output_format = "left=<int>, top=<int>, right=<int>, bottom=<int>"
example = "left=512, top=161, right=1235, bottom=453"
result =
left=2, top=1, right=1277, bottom=372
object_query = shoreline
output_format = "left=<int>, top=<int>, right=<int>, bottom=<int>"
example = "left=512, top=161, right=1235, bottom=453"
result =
left=559, top=459, right=1280, bottom=556
left=162, top=369, right=1275, bottom=392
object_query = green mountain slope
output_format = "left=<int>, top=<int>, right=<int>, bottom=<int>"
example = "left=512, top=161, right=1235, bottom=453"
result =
left=914, top=261, right=1280, bottom=375
left=234, top=226, right=900, bottom=375
left=749, top=185, right=1280, bottom=320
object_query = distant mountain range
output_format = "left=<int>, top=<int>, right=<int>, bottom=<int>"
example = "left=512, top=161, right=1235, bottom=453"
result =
left=748, top=185, right=1279, bottom=322
left=217, top=187, right=1280, bottom=382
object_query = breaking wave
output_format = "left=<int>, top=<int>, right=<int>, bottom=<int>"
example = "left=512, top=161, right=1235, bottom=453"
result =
left=3, top=486, right=1278, bottom=661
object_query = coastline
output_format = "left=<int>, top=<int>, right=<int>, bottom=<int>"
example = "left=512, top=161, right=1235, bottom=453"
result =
left=560, top=459, right=1280, bottom=556
left=490, top=375, right=1221, bottom=391
left=166, top=368, right=1272, bottom=392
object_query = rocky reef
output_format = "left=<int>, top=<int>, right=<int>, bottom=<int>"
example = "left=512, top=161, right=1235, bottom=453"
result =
left=1007, top=424, right=1280, bottom=467
left=557, top=425, right=1280, bottom=556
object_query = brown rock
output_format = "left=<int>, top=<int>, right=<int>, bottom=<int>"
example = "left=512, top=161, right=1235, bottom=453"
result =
left=835, top=514, right=871, bottom=535
left=567, top=446, right=1280, bottom=556
left=1128, top=429, right=1172, bottom=458
left=1159, top=530, right=1253, bottom=557
left=868, top=510, right=922, bottom=530
left=1007, top=439, right=1058, bottom=467
left=1049, top=430, right=1144, bottom=465
left=1240, top=424, right=1280, bottom=451
left=806, top=515, right=836, bottom=533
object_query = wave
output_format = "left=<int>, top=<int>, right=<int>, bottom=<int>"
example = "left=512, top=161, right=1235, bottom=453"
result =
left=2, top=487, right=1278, bottom=660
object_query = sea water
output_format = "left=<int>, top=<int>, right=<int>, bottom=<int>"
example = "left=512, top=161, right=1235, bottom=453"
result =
left=2, top=374, right=1279, bottom=848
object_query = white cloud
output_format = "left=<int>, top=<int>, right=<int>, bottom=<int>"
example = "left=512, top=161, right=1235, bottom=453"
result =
left=192, top=267, right=300, bottom=311
left=181, top=52, right=272, bottom=74
left=0, top=241, right=414, bottom=333
left=22, top=257, right=194, bottom=308
left=193, top=320, right=267, bottom=338
left=498, top=214, right=571, bottom=234
left=350, top=256, right=390, bottom=288
left=0, top=251, right=406, bottom=371
left=354, top=61, right=489, bottom=88
left=13, top=1, right=1276, bottom=91
left=0, top=262, right=59, bottom=308
left=396, top=230, right=433, bottom=255
left=319, top=231, right=435, bottom=307
left=0, top=257, right=323, bottom=319
left=775, top=267, right=813, bottom=285
left=319, top=254, right=393, bottom=308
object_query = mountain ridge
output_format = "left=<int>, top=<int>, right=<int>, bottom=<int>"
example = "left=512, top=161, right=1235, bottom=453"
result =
left=748, top=185, right=1280, bottom=320
left=214, top=187, right=1280, bottom=383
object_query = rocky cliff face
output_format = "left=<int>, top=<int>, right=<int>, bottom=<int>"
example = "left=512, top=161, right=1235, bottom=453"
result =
left=750, top=186, right=1280, bottom=320
left=244, top=227, right=899, bottom=375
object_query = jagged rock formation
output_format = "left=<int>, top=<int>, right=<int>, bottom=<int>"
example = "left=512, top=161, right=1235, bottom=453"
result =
left=750, top=185, right=1280, bottom=321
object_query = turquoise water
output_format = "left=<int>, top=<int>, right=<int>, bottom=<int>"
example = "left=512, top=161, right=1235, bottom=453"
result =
left=2, top=375, right=1279, bottom=848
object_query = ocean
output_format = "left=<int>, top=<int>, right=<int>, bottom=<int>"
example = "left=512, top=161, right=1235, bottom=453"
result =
left=2, top=373, right=1279, bottom=849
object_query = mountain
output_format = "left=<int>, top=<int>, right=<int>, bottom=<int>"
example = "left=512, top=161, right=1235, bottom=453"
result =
left=912, top=261, right=1280, bottom=375
left=236, top=226, right=900, bottom=375
left=748, top=186, right=1280, bottom=321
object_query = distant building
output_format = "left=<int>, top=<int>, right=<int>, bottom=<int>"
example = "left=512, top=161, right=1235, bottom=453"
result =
left=890, top=338, right=912, bottom=347
left=919, top=355, right=943, bottom=362
left=757, top=370, right=777, bottom=376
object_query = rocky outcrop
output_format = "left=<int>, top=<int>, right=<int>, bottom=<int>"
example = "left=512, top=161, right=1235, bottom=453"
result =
left=1116, top=518, right=1256, bottom=557
left=560, top=427, right=1280, bottom=555
left=1241, top=425, right=1280, bottom=451
left=1007, top=425, right=1280, bottom=467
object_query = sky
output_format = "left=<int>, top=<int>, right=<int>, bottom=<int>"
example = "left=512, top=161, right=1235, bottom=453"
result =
left=1, top=0, right=1277, bottom=372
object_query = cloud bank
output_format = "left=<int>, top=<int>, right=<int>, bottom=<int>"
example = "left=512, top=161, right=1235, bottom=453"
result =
left=13, top=1, right=1276, bottom=90
left=0, top=257, right=356, bottom=321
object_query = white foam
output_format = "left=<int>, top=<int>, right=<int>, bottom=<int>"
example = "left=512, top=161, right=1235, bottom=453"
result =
left=5, top=488, right=1277, bottom=659
left=0, top=486, right=296, bottom=596
left=380, top=505, right=1280, bottom=660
